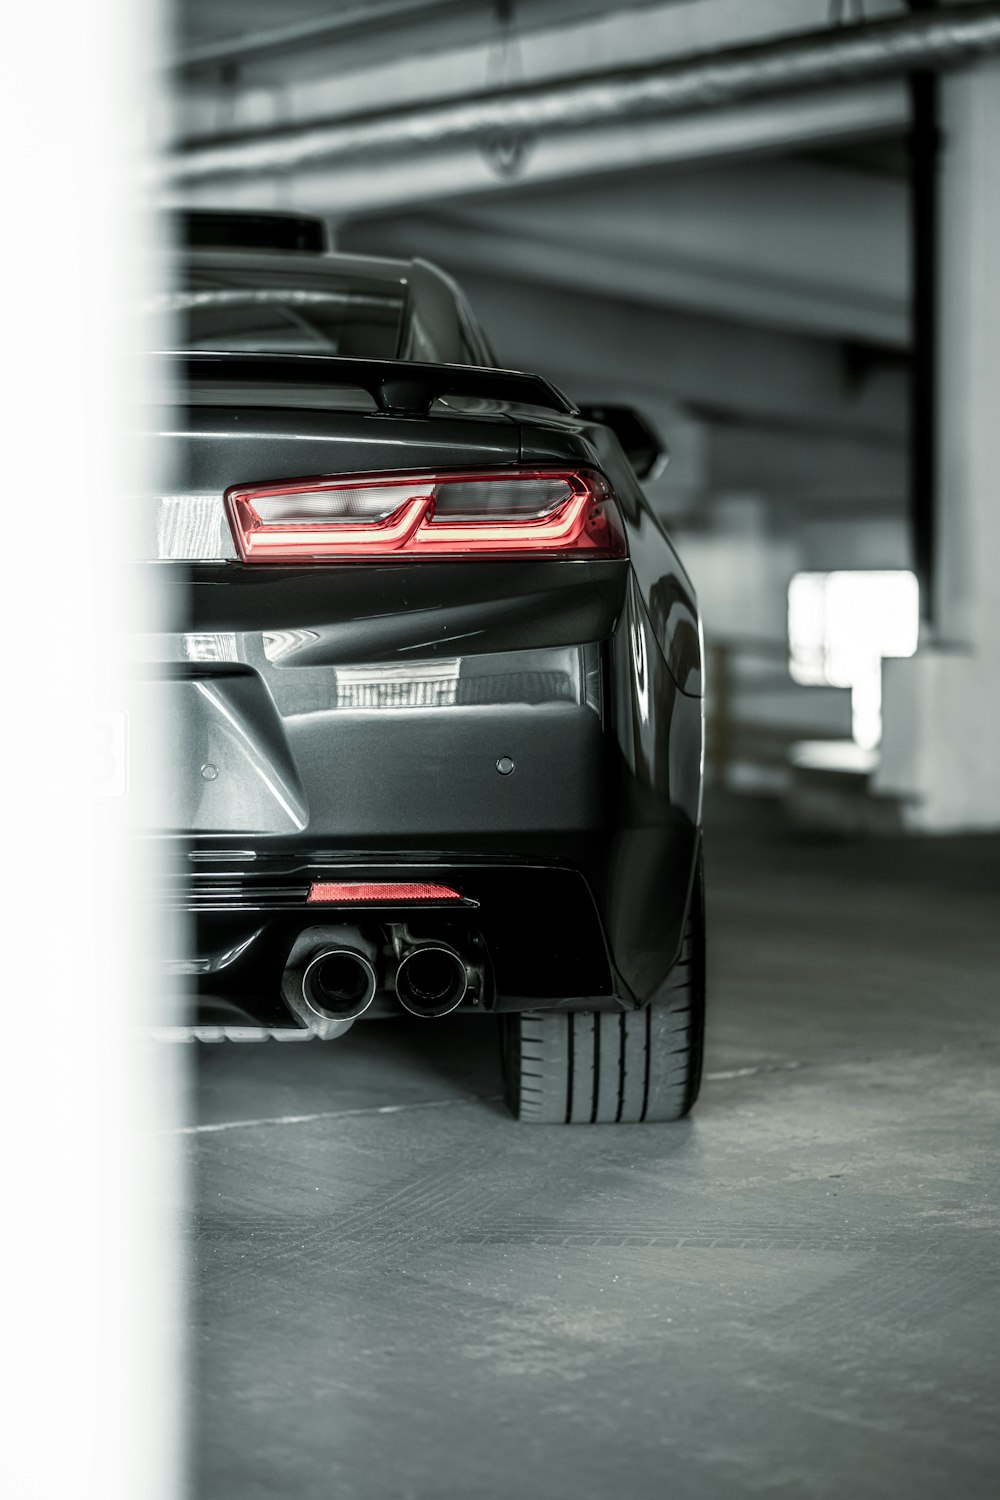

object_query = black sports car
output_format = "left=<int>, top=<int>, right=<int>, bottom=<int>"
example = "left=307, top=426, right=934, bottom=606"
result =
left=147, top=210, right=705, bottom=1124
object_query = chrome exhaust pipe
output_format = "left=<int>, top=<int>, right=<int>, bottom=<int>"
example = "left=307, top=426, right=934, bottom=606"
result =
left=301, top=947, right=377, bottom=1022
left=395, top=944, right=468, bottom=1018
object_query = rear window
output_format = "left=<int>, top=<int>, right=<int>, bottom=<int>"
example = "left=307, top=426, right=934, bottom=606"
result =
left=153, top=265, right=405, bottom=357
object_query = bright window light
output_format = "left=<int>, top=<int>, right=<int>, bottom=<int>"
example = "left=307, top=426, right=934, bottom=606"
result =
left=788, top=571, right=919, bottom=750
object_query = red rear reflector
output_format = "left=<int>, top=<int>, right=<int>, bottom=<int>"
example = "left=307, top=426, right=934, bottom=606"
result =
left=226, top=469, right=625, bottom=562
left=307, top=881, right=463, bottom=904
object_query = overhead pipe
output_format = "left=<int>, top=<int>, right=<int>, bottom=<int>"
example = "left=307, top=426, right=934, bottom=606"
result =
left=162, top=3, right=1000, bottom=187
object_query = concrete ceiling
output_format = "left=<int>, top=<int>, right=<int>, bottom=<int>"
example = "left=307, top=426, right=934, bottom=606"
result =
left=172, top=0, right=695, bottom=76
left=161, top=0, right=918, bottom=351
left=342, top=154, right=908, bottom=345
left=171, top=1, right=908, bottom=85
left=169, top=0, right=910, bottom=130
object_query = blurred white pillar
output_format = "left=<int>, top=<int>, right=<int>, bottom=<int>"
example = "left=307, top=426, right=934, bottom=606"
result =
left=0, top=3, right=183, bottom=1499
left=878, top=57, right=1000, bottom=830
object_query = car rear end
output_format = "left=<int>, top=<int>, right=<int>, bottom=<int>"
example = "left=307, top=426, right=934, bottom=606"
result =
left=139, top=218, right=705, bottom=1120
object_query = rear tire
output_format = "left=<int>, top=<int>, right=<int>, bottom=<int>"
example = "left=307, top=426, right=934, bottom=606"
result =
left=499, top=855, right=705, bottom=1123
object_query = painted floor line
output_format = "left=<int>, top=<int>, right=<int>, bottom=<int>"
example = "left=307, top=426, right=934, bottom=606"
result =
left=161, top=1063, right=802, bottom=1138
left=160, top=1093, right=504, bottom=1137
left=706, top=1061, right=802, bottom=1080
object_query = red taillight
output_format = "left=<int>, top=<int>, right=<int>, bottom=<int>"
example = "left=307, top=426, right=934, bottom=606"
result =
left=225, top=469, right=625, bottom=562
left=306, top=881, right=463, bottom=904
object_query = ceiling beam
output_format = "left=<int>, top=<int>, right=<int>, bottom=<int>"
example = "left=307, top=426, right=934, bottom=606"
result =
left=165, top=85, right=908, bottom=217
left=160, top=3, right=1000, bottom=190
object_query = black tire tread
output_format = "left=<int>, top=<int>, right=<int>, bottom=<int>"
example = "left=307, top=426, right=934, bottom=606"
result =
left=500, top=854, right=706, bottom=1124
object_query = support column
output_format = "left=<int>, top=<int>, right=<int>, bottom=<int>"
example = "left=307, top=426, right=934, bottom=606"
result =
left=877, top=56, right=1000, bottom=830
left=907, top=0, right=939, bottom=627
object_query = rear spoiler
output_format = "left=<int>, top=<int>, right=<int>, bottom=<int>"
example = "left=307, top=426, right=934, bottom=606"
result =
left=176, top=210, right=327, bottom=254
left=162, top=351, right=577, bottom=419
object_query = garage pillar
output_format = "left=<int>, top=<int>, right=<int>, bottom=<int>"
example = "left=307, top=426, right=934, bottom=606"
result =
left=877, top=57, right=1000, bottom=830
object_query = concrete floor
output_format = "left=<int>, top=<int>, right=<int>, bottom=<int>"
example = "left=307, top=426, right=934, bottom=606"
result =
left=172, top=796, right=1000, bottom=1499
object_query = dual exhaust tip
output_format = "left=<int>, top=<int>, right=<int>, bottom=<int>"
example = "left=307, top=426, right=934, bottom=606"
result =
left=301, top=943, right=468, bottom=1022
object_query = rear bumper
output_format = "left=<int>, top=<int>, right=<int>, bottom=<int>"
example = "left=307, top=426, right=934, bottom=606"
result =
left=157, top=812, right=700, bottom=1027
left=163, top=859, right=611, bottom=1025
left=143, top=556, right=703, bottom=1025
